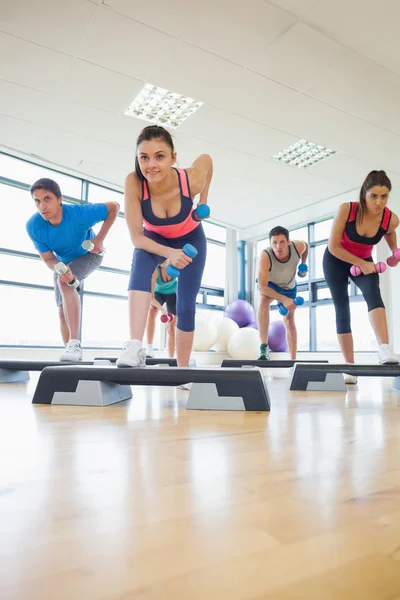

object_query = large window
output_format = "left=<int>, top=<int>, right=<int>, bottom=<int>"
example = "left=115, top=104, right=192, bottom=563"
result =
left=254, top=216, right=378, bottom=352
left=0, top=152, right=226, bottom=348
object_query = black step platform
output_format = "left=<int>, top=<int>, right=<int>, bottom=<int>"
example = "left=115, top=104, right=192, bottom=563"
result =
left=290, top=362, right=400, bottom=391
left=221, top=359, right=329, bottom=368
left=32, top=365, right=271, bottom=411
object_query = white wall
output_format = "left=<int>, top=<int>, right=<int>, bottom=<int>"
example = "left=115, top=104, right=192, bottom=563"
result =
left=240, top=188, right=357, bottom=242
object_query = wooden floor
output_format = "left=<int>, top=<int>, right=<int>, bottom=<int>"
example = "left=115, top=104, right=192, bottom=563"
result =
left=0, top=369, right=400, bottom=600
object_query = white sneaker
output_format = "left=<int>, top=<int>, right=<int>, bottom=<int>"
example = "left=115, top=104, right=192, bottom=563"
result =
left=60, top=340, right=83, bottom=362
left=177, top=382, right=192, bottom=391
left=378, top=344, right=399, bottom=364
left=116, top=340, right=147, bottom=368
left=343, top=373, right=358, bottom=385
left=146, top=349, right=155, bottom=358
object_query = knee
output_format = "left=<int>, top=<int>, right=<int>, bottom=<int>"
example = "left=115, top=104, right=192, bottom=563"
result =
left=57, top=278, right=73, bottom=294
left=177, top=309, right=195, bottom=332
left=284, top=316, right=296, bottom=331
left=336, top=314, right=351, bottom=334
left=364, top=289, right=384, bottom=312
left=259, top=295, right=272, bottom=309
left=148, top=305, right=158, bottom=318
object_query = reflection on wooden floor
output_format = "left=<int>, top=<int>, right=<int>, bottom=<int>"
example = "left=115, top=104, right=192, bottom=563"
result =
left=0, top=370, right=399, bottom=599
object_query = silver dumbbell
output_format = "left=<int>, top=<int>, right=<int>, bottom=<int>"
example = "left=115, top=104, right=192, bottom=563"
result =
left=82, top=240, right=105, bottom=256
left=54, top=262, right=79, bottom=288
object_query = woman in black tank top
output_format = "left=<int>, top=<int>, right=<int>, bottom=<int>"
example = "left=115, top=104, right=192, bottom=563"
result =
left=323, top=170, right=399, bottom=376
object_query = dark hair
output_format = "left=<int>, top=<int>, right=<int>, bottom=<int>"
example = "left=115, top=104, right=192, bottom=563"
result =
left=269, top=226, right=289, bottom=241
left=134, top=125, right=175, bottom=180
left=30, top=178, right=62, bottom=199
left=358, top=170, right=391, bottom=223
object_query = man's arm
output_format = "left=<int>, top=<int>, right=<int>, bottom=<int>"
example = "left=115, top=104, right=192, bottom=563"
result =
left=294, top=240, right=308, bottom=264
left=258, top=251, right=297, bottom=311
left=39, top=251, right=73, bottom=284
left=91, top=201, right=120, bottom=253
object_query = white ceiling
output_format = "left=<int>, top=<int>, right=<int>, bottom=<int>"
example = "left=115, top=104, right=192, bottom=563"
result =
left=1, top=0, right=400, bottom=236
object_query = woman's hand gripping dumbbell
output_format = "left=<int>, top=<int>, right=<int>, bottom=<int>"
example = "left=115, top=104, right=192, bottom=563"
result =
left=160, top=313, right=175, bottom=324
left=350, top=262, right=387, bottom=276
left=387, top=248, right=400, bottom=267
left=166, top=244, right=198, bottom=278
left=191, top=204, right=210, bottom=222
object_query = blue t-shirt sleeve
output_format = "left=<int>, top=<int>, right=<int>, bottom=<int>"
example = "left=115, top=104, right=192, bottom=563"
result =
left=26, top=219, right=50, bottom=253
left=72, top=203, right=109, bottom=227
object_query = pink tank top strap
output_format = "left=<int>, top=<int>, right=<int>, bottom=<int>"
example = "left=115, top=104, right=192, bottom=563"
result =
left=348, top=202, right=357, bottom=222
left=381, top=207, right=391, bottom=231
left=142, top=179, right=149, bottom=201
left=176, top=168, right=190, bottom=197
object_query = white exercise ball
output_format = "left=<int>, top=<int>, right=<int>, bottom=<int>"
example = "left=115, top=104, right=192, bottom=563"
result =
left=193, top=312, right=218, bottom=351
left=214, top=317, right=239, bottom=352
left=227, top=327, right=259, bottom=359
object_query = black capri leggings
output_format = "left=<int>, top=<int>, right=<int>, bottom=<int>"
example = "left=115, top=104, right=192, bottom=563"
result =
left=323, top=248, right=385, bottom=335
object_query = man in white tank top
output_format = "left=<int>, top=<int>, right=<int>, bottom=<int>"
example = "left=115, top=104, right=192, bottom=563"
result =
left=257, top=226, right=308, bottom=360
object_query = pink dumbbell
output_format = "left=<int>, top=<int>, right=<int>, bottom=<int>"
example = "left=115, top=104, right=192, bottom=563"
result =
left=350, top=262, right=387, bottom=276
left=160, top=313, right=174, bottom=323
left=387, top=248, right=400, bottom=266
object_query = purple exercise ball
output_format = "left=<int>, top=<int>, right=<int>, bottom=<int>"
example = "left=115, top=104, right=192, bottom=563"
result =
left=225, top=299, right=255, bottom=328
left=246, top=321, right=258, bottom=329
left=268, top=321, right=287, bottom=352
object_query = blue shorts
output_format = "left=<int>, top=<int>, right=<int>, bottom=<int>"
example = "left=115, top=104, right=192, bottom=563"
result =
left=128, top=225, right=207, bottom=332
left=268, top=281, right=297, bottom=299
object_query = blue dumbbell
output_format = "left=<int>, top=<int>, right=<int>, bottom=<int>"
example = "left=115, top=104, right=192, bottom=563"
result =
left=166, top=244, right=198, bottom=278
left=192, top=204, right=210, bottom=222
left=298, top=264, right=308, bottom=278
left=278, top=296, right=304, bottom=316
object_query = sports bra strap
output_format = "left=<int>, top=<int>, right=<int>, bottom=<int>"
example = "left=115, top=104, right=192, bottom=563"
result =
left=142, top=169, right=189, bottom=200
left=348, top=202, right=357, bottom=222
left=381, top=207, right=391, bottom=231
left=176, top=168, right=189, bottom=197
left=142, top=179, right=149, bottom=201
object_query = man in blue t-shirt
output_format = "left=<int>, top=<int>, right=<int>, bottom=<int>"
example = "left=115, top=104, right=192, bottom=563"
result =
left=26, top=178, right=120, bottom=361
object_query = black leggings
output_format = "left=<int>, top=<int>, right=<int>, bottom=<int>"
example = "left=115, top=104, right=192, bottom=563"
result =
left=323, top=248, right=385, bottom=334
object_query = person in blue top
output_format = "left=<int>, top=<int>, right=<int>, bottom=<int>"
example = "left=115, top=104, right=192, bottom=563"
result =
left=145, top=260, right=177, bottom=358
left=26, top=178, right=119, bottom=361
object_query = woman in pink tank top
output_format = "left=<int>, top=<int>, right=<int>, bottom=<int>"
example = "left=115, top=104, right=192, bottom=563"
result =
left=116, top=125, right=213, bottom=369
left=323, top=170, right=399, bottom=377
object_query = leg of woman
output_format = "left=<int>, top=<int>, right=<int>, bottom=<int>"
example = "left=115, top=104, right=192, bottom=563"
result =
left=146, top=305, right=159, bottom=355
left=166, top=293, right=177, bottom=358
left=323, top=249, right=354, bottom=363
left=117, top=238, right=164, bottom=367
left=352, top=268, right=398, bottom=362
left=352, top=269, right=387, bottom=343
left=167, top=320, right=176, bottom=358
left=175, top=227, right=207, bottom=367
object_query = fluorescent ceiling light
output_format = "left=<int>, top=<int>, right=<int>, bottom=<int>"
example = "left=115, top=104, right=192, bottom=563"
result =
left=271, top=139, right=337, bottom=168
left=124, top=83, right=203, bottom=128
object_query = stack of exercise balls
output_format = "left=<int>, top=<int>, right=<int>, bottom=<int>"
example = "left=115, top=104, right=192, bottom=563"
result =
left=224, top=299, right=288, bottom=358
left=193, top=298, right=288, bottom=358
